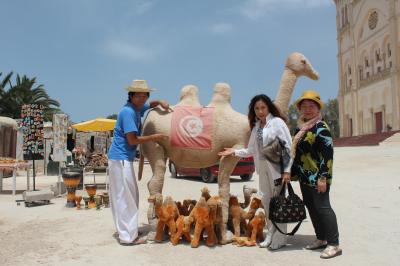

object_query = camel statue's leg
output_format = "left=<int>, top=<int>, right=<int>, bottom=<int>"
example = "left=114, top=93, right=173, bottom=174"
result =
left=217, top=154, right=240, bottom=244
left=145, top=142, right=167, bottom=240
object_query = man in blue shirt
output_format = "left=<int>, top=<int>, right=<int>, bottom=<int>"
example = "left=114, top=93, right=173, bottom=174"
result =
left=108, top=79, right=170, bottom=245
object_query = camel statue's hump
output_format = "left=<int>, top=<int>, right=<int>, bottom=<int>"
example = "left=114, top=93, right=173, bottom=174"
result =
left=177, top=84, right=201, bottom=106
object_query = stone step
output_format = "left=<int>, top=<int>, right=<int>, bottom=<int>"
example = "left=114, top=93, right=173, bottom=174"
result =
left=380, top=133, right=400, bottom=146
left=23, top=189, right=54, bottom=202
left=334, top=130, right=400, bottom=147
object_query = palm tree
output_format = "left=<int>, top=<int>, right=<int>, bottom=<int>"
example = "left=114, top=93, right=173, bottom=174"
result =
left=0, top=72, right=61, bottom=121
left=0, top=72, right=13, bottom=114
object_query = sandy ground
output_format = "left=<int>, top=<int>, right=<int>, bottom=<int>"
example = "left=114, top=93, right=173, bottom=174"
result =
left=1, top=145, right=400, bottom=266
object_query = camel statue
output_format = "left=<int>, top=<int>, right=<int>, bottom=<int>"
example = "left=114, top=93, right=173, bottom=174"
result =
left=139, top=52, right=319, bottom=244
left=274, top=52, right=320, bottom=116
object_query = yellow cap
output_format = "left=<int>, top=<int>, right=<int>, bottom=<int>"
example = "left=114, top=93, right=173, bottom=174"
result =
left=295, top=90, right=324, bottom=110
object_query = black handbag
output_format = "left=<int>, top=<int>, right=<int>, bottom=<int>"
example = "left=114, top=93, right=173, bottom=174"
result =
left=268, top=182, right=307, bottom=236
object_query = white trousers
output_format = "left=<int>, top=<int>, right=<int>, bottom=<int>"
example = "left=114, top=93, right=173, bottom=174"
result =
left=108, top=160, right=139, bottom=243
left=258, top=158, right=287, bottom=248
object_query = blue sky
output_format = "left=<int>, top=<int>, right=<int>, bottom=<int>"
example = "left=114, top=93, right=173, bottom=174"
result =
left=1, top=0, right=337, bottom=122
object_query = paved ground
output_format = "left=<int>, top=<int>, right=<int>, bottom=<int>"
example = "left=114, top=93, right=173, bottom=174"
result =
left=0, top=145, right=399, bottom=266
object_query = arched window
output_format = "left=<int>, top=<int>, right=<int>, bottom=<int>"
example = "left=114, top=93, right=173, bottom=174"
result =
left=343, top=58, right=352, bottom=91
left=359, top=65, right=363, bottom=81
left=370, top=43, right=380, bottom=74
left=382, top=35, right=391, bottom=69
left=359, top=50, right=368, bottom=81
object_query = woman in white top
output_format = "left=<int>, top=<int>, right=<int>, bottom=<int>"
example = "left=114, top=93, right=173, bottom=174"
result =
left=218, top=94, right=293, bottom=250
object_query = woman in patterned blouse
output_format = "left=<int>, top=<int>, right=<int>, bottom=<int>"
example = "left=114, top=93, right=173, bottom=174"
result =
left=219, top=94, right=292, bottom=250
left=291, top=90, right=342, bottom=259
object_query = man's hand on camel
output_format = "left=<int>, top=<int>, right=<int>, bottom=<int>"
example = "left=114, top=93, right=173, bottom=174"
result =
left=152, top=134, right=169, bottom=142
left=218, top=148, right=235, bottom=157
left=159, top=100, right=173, bottom=112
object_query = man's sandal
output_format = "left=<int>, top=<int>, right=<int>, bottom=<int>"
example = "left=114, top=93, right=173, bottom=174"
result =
left=119, top=236, right=147, bottom=246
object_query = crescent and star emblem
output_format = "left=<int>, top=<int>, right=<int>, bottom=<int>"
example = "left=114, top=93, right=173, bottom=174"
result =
left=179, top=115, right=204, bottom=138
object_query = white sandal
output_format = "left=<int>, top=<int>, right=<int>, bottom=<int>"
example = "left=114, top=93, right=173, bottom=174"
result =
left=320, top=245, right=342, bottom=259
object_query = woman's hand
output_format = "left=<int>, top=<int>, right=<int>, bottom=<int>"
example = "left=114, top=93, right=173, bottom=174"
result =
left=281, top=172, right=291, bottom=184
left=317, top=178, right=327, bottom=193
left=218, top=148, right=235, bottom=157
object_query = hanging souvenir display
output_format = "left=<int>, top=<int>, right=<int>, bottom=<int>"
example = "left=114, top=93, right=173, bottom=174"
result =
left=52, top=114, right=68, bottom=162
left=21, top=104, right=44, bottom=160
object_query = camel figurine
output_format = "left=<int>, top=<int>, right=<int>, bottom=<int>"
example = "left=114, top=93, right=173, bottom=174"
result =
left=148, top=194, right=179, bottom=243
left=171, top=215, right=193, bottom=245
left=246, top=209, right=266, bottom=246
left=232, top=236, right=254, bottom=247
left=188, top=197, right=216, bottom=248
left=247, top=196, right=264, bottom=220
left=200, top=187, right=212, bottom=201
left=201, top=186, right=258, bottom=242
left=202, top=185, right=257, bottom=209
left=140, top=52, right=319, bottom=244
left=199, top=187, right=227, bottom=244
left=228, top=195, right=262, bottom=237
left=231, top=209, right=266, bottom=247
left=175, top=199, right=196, bottom=216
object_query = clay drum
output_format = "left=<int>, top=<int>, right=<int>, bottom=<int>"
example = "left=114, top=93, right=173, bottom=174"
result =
left=62, top=172, right=81, bottom=208
left=85, top=184, right=97, bottom=209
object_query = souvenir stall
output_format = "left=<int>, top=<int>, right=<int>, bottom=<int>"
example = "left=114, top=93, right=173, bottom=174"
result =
left=63, top=118, right=116, bottom=209
left=72, top=118, right=115, bottom=172
left=0, top=116, right=31, bottom=195
left=20, top=104, right=45, bottom=191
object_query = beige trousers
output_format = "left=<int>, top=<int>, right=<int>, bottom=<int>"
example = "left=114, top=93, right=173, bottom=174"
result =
left=258, top=158, right=287, bottom=248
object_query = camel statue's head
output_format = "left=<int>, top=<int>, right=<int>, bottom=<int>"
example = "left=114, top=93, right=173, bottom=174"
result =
left=286, top=52, right=319, bottom=80
left=178, top=84, right=201, bottom=106
left=208, top=82, right=232, bottom=106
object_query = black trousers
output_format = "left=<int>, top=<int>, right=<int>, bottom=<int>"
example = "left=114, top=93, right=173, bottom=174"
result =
left=300, top=183, right=339, bottom=246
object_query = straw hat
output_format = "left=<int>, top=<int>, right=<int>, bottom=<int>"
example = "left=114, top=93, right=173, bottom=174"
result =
left=295, top=90, right=324, bottom=110
left=125, top=79, right=155, bottom=93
